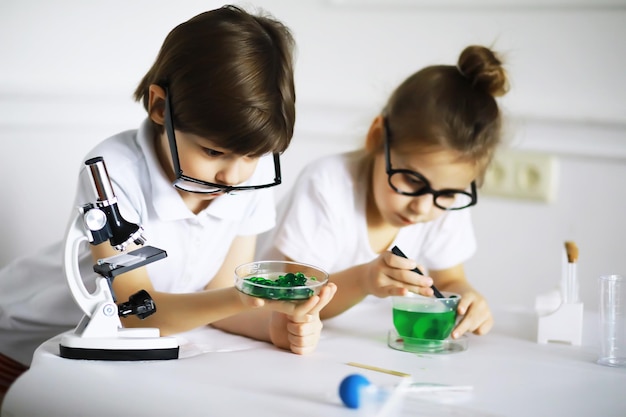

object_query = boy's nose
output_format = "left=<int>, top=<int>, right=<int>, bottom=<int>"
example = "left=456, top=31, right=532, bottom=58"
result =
left=214, top=161, right=241, bottom=186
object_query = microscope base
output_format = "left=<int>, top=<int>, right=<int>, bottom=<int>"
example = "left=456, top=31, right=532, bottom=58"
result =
left=59, top=331, right=179, bottom=361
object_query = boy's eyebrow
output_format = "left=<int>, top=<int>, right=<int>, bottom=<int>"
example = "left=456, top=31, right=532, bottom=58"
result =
left=194, top=136, right=262, bottom=157
left=192, top=136, right=231, bottom=153
left=192, top=134, right=220, bottom=147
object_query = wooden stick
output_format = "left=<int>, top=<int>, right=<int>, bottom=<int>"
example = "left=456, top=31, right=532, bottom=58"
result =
left=346, top=362, right=411, bottom=378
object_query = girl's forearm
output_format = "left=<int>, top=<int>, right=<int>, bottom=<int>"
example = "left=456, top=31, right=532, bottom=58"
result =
left=320, top=264, right=370, bottom=320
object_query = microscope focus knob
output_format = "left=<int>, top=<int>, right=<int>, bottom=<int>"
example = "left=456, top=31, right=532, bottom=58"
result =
left=118, top=290, right=157, bottom=320
left=83, top=208, right=107, bottom=231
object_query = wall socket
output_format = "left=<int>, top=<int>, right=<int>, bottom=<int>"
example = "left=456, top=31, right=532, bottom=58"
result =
left=481, top=150, right=559, bottom=202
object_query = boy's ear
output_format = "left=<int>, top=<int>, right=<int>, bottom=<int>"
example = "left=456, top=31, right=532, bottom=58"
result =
left=148, top=84, right=167, bottom=125
left=365, top=115, right=385, bottom=152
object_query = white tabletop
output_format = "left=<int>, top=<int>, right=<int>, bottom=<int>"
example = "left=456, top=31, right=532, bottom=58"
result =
left=2, top=299, right=625, bottom=417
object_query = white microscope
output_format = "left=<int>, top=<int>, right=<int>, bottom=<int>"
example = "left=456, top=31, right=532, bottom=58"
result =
left=59, top=156, right=179, bottom=361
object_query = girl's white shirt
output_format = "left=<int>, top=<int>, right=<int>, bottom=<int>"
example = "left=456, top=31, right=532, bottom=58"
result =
left=0, top=118, right=276, bottom=365
left=258, top=150, right=476, bottom=275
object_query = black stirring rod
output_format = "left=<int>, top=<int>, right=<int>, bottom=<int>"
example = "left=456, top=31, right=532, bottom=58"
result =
left=391, top=246, right=445, bottom=299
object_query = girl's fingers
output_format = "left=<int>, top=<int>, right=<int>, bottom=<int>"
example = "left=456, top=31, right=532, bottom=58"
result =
left=456, top=295, right=474, bottom=316
left=473, top=318, right=494, bottom=335
left=451, top=298, right=493, bottom=338
left=452, top=316, right=471, bottom=339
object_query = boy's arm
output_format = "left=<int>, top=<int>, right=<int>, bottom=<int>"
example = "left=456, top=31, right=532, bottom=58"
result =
left=207, top=235, right=273, bottom=341
left=209, top=235, right=337, bottom=353
left=95, top=238, right=258, bottom=336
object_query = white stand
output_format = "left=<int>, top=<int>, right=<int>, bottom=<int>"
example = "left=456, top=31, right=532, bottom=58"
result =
left=59, top=213, right=179, bottom=360
left=536, top=295, right=584, bottom=346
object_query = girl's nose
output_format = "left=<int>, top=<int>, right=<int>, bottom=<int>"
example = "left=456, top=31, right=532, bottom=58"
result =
left=410, top=193, right=435, bottom=215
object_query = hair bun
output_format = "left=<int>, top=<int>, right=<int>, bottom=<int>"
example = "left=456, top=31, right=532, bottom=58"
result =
left=458, top=45, right=509, bottom=97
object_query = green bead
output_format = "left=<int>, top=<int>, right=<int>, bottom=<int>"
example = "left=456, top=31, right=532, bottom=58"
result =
left=242, top=271, right=313, bottom=300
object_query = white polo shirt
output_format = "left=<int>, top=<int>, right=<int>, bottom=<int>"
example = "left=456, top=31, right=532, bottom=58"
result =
left=0, top=119, right=276, bottom=365
left=258, top=150, right=476, bottom=275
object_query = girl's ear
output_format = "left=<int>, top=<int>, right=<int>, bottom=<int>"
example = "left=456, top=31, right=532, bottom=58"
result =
left=365, top=115, right=385, bottom=152
left=148, top=84, right=167, bottom=126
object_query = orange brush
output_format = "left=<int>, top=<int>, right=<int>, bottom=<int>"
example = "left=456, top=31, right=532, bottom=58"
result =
left=565, top=241, right=579, bottom=264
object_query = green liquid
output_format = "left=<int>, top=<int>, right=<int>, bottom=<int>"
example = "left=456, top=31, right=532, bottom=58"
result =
left=392, top=308, right=456, bottom=340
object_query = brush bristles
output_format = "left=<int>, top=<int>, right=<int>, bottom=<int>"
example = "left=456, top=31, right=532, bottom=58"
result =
left=565, top=241, right=579, bottom=263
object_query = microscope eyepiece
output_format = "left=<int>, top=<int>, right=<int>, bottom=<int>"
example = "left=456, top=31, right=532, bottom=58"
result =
left=84, top=157, right=146, bottom=251
left=86, top=157, right=117, bottom=203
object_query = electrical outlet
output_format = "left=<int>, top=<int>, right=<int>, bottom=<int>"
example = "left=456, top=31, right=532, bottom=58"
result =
left=481, top=150, right=559, bottom=202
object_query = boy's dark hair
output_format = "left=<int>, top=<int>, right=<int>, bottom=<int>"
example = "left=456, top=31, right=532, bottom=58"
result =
left=134, top=5, right=296, bottom=156
left=384, top=45, right=509, bottom=183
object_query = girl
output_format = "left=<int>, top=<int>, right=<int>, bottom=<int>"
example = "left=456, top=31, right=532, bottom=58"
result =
left=0, top=5, right=336, bottom=402
left=259, top=45, right=509, bottom=339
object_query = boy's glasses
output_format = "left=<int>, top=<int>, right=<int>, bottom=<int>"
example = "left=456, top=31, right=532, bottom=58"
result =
left=164, top=88, right=282, bottom=194
left=383, top=117, right=477, bottom=211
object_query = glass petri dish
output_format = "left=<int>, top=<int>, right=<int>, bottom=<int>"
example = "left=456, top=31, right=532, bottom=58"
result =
left=387, top=329, right=468, bottom=354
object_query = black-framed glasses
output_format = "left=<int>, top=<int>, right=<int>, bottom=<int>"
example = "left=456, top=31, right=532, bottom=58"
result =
left=383, top=117, right=477, bottom=211
left=164, top=88, right=282, bottom=194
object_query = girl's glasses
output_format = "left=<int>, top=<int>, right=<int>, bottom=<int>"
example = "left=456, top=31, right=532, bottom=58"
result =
left=383, top=117, right=477, bottom=211
left=164, top=88, right=282, bottom=194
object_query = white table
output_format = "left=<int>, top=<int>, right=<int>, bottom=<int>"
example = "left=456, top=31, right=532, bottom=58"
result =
left=2, top=300, right=625, bottom=417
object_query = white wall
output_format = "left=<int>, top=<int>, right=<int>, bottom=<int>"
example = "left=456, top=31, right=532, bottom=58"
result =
left=1, top=0, right=625, bottom=312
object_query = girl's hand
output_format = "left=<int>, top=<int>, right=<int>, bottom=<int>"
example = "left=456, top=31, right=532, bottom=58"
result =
left=451, top=290, right=493, bottom=339
left=268, top=283, right=337, bottom=354
left=362, top=251, right=434, bottom=298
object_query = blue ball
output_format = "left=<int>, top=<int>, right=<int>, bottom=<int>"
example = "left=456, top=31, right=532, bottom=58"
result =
left=338, top=374, right=371, bottom=409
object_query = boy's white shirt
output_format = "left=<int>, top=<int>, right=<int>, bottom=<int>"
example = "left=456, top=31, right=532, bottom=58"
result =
left=0, top=118, right=276, bottom=365
left=258, top=150, right=476, bottom=275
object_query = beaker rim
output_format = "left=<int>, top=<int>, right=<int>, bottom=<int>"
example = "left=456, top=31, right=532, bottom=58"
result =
left=599, top=274, right=624, bottom=281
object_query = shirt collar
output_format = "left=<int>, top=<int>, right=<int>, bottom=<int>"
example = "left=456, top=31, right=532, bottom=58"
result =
left=136, top=118, right=194, bottom=221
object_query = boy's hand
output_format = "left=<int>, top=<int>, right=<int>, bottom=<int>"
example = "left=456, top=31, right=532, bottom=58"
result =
left=267, top=283, right=337, bottom=354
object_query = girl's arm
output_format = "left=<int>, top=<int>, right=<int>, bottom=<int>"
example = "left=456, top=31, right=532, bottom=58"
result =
left=315, top=263, right=372, bottom=320
left=283, top=252, right=434, bottom=320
